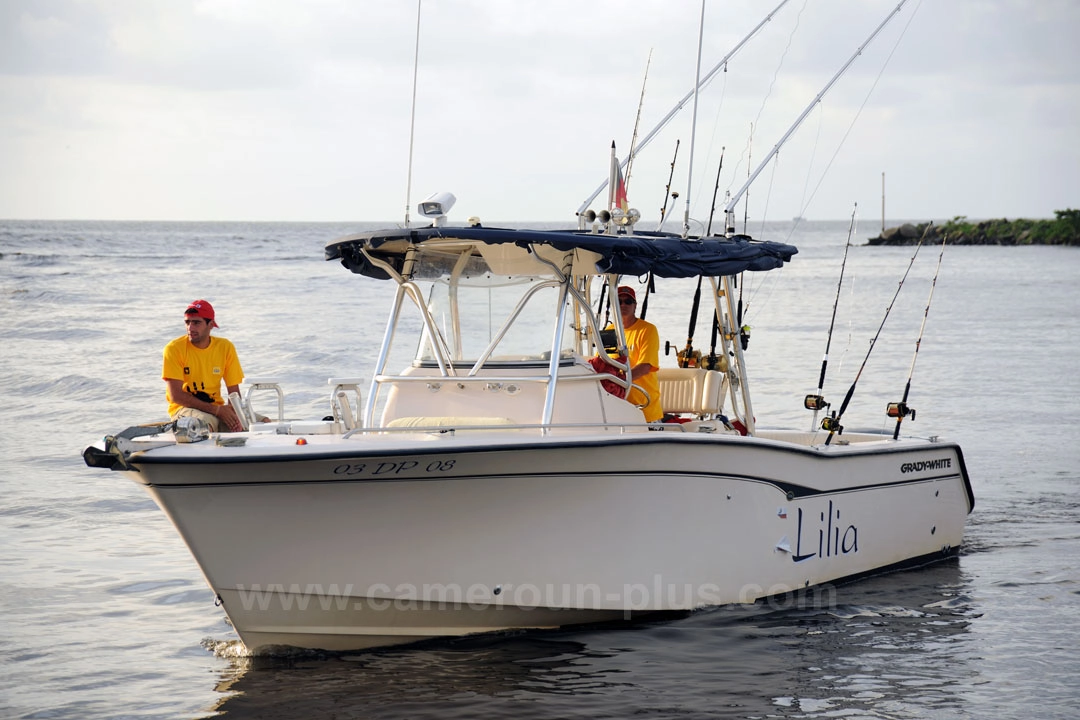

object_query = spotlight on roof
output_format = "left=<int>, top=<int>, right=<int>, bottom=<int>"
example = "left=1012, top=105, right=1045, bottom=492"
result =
left=419, top=192, right=456, bottom=227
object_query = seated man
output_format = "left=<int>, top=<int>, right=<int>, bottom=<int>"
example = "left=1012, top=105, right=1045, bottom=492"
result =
left=616, top=286, right=663, bottom=422
left=162, top=299, right=246, bottom=432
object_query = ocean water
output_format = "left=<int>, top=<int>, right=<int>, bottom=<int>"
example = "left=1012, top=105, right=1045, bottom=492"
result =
left=1, top=219, right=1078, bottom=719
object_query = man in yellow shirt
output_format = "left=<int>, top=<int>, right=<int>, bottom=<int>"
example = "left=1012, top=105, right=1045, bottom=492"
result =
left=617, top=286, right=663, bottom=422
left=162, top=299, right=246, bottom=432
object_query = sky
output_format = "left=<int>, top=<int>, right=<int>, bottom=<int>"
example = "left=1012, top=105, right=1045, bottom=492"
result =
left=1, top=0, right=1078, bottom=224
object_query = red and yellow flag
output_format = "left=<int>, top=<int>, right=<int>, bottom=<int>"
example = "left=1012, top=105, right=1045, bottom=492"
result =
left=613, top=160, right=629, bottom=212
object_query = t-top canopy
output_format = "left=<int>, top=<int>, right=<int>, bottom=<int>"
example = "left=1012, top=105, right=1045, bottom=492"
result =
left=326, top=225, right=797, bottom=280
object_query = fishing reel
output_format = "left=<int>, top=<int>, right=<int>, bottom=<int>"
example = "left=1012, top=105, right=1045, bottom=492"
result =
left=703, top=352, right=729, bottom=373
left=886, top=401, right=915, bottom=420
left=820, top=412, right=842, bottom=434
left=804, top=394, right=829, bottom=412
left=739, top=324, right=751, bottom=350
left=677, top=348, right=702, bottom=368
left=664, top=341, right=702, bottom=369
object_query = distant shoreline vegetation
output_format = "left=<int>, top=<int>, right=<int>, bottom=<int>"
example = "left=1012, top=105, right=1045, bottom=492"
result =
left=868, top=209, right=1080, bottom=246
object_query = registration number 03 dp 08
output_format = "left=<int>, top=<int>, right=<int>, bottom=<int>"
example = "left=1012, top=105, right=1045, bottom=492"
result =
left=331, top=458, right=457, bottom=478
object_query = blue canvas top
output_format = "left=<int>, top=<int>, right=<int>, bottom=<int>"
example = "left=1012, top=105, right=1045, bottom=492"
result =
left=326, top=225, right=797, bottom=280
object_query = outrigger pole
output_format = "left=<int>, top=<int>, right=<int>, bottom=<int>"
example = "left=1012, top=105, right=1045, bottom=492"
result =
left=576, top=0, right=793, bottom=216
left=823, top=221, right=932, bottom=445
left=723, top=0, right=912, bottom=234
left=805, top=204, right=857, bottom=430
left=889, top=234, right=948, bottom=439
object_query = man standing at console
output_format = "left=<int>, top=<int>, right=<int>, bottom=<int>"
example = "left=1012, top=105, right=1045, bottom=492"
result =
left=162, top=299, right=245, bottom=432
left=617, top=285, right=663, bottom=422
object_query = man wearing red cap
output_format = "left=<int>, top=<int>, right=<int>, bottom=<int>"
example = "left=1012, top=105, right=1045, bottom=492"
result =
left=617, top=285, right=663, bottom=422
left=162, top=299, right=246, bottom=432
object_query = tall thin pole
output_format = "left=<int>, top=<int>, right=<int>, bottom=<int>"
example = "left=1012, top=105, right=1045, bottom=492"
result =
left=608, top=141, right=617, bottom=210
left=881, top=171, right=886, bottom=233
left=682, top=0, right=706, bottom=238
left=403, top=0, right=422, bottom=227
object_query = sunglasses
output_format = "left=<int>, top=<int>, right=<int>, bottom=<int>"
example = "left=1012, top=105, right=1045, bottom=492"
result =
left=619, top=298, right=636, bottom=306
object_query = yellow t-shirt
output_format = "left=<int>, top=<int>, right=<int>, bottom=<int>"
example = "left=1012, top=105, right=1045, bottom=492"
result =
left=623, top=318, right=662, bottom=422
left=162, top=335, right=245, bottom=417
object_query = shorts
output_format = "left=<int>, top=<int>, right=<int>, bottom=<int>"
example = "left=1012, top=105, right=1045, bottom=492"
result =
left=172, top=406, right=223, bottom=433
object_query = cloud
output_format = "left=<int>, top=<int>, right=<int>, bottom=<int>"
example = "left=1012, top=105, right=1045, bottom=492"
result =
left=1, top=0, right=1078, bottom=221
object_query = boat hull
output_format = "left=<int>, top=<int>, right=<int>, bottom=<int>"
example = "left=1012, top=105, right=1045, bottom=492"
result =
left=127, top=431, right=972, bottom=654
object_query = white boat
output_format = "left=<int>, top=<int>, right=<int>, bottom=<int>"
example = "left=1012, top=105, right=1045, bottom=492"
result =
left=84, top=216, right=973, bottom=654
left=83, top=0, right=971, bottom=655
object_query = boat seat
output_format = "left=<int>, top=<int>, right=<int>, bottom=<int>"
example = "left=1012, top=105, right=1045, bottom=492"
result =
left=657, top=368, right=726, bottom=417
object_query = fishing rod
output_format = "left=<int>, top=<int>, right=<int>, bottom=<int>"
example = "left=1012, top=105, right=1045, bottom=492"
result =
left=676, top=277, right=704, bottom=368
left=671, top=148, right=728, bottom=369
left=706, top=147, right=726, bottom=236
left=823, top=221, right=932, bottom=445
left=657, top=140, right=681, bottom=231
left=640, top=273, right=656, bottom=320
left=704, top=312, right=724, bottom=371
left=723, top=0, right=912, bottom=233
left=625, top=50, right=652, bottom=187
left=730, top=265, right=750, bottom=351
left=741, top=122, right=753, bottom=234
left=889, top=233, right=947, bottom=439
left=805, top=204, right=857, bottom=430
left=576, top=0, right=794, bottom=216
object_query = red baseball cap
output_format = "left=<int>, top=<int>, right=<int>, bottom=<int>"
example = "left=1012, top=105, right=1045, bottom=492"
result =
left=185, top=299, right=219, bottom=328
left=617, top=286, right=636, bottom=302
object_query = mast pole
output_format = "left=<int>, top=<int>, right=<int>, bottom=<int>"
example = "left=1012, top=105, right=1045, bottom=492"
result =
left=881, top=171, right=886, bottom=232
left=723, top=0, right=911, bottom=230
left=403, top=0, right=422, bottom=227
left=608, top=141, right=618, bottom=211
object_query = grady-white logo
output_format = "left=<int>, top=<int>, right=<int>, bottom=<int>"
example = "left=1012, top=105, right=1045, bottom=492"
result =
left=901, top=457, right=952, bottom=473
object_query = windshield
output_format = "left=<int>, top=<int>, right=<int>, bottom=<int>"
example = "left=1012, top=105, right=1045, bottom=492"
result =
left=411, top=247, right=578, bottom=365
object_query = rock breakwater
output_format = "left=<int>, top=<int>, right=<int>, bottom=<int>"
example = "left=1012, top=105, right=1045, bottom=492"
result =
left=868, top=210, right=1080, bottom=246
